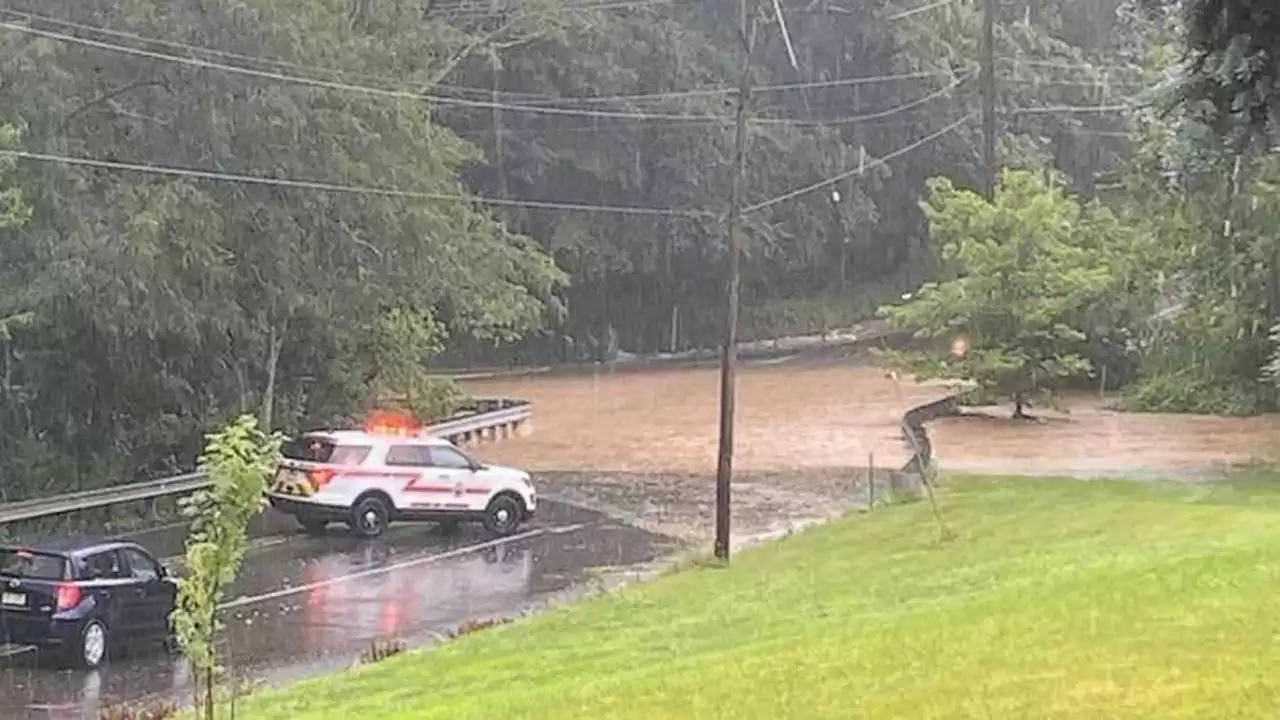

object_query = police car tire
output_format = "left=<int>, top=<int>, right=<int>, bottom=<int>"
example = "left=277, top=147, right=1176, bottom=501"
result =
left=351, top=495, right=391, bottom=538
left=482, top=495, right=524, bottom=536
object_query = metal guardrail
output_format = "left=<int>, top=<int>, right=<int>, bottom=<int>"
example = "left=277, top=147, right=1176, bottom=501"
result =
left=0, top=398, right=532, bottom=525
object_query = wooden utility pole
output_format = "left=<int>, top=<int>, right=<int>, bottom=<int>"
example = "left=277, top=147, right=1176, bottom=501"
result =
left=715, top=0, right=759, bottom=562
left=980, top=0, right=997, bottom=201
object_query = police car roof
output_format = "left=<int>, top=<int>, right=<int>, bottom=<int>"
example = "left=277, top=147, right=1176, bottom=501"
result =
left=304, top=429, right=452, bottom=445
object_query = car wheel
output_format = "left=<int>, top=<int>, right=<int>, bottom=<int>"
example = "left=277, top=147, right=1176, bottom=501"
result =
left=297, top=516, right=329, bottom=535
left=350, top=496, right=391, bottom=539
left=72, top=620, right=109, bottom=670
left=482, top=495, right=524, bottom=537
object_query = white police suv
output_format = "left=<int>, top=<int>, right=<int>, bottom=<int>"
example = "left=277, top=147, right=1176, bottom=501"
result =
left=265, top=414, right=536, bottom=539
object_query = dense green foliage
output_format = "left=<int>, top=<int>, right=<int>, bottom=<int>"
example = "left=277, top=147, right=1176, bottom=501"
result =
left=1160, top=0, right=1280, bottom=141
left=1, top=0, right=1278, bottom=498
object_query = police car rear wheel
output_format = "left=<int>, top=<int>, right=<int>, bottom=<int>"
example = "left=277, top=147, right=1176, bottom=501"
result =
left=482, top=495, right=523, bottom=536
left=351, top=496, right=391, bottom=538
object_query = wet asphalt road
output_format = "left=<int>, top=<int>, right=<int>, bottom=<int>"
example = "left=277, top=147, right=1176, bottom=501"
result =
left=1, top=501, right=676, bottom=719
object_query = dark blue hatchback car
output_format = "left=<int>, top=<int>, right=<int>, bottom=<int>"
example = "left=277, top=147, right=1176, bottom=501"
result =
left=0, top=539, right=178, bottom=669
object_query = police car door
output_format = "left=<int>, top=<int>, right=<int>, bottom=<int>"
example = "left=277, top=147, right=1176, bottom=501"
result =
left=384, top=444, right=449, bottom=512
left=426, top=445, right=483, bottom=510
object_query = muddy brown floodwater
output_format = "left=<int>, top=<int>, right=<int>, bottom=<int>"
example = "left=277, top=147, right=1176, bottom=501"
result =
left=458, top=365, right=1277, bottom=545
left=460, top=364, right=956, bottom=546
left=929, top=396, right=1280, bottom=477
left=464, top=364, right=950, bottom=474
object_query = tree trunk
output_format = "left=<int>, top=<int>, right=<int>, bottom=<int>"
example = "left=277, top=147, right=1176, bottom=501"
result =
left=204, top=665, right=215, bottom=720
left=669, top=303, right=679, bottom=353
left=260, top=319, right=288, bottom=430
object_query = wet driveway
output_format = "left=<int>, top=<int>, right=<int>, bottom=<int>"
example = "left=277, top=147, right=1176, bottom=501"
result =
left=0, top=501, right=676, bottom=719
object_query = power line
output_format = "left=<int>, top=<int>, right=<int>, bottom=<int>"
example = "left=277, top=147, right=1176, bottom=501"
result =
left=885, top=0, right=957, bottom=21
left=444, top=0, right=680, bottom=14
left=754, top=74, right=969, bottom=126
left=0, top=149, right=713, bottom=217
left=1009, top=102, right=1138, bottom=115
left=2, top=9, right=951, bottom=112
left=743, top=113, right=976, bottom=214
left=999, top=57, right=1145, bottom=74
left=0, top=20, right=731, bottom=123
left=0, top=7, right=533, bottom=103
left=507, top=70, right=951, bottom=107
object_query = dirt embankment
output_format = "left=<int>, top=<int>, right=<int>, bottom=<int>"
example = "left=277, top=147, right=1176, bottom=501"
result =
left=534, top=468, right=905, bottom=548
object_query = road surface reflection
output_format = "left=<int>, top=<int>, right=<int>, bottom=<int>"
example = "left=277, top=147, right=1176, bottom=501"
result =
left=1, top=503, right=673, bottom=718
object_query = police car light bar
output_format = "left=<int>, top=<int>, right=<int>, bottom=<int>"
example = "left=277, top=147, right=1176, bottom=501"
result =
left=364, top=410, right=425, bottom=437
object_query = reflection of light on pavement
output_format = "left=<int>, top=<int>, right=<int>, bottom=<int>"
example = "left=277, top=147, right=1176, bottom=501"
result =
left=300, top=546, right=535, bottom=648
left=172, top=656, right=191, bottom=698
left=305, top=561, right=328, bottom=653
left=79, top=669, right=102, bottom=716
left=380, top=599, right=402, bottom=636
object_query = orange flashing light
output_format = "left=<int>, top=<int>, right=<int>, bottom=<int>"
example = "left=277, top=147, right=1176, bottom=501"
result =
left=364, top=410, right=424, bottom=437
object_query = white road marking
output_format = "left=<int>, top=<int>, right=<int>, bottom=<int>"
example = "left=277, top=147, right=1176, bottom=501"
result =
left=217, top=523, right=587, bottom=612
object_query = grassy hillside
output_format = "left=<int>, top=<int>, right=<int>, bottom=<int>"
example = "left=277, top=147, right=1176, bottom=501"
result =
left=237, top=475, right=1280, bottom=719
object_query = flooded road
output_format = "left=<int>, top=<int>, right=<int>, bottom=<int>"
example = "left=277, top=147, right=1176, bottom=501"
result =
left=467, top=365, right=1276, bottom=478
left=0, top=502, right=675, bottom=719
left=465, top=364, right=954, bottom=474
left=929, top=397, right=1280, bottom=477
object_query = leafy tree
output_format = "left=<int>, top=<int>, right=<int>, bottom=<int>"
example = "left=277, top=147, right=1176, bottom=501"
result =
left=172, top=415, right=282, bottom=720
left=1154, top=0, right=1280, bottom=140
left=0, top=0, right=565, bottom=497
left=878, top=170, right=1115, bottom=417
left=364, top=307, right=465, bottom=421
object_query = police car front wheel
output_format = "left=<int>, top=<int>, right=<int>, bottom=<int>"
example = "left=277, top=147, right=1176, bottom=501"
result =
left=351, top=495, right=392, bottom=538
left=482, top=495, right=525, bottom=536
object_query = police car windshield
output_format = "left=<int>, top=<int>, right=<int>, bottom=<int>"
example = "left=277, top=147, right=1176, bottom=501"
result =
left=0, top=548, right=71, bottom=580
left=282, top=437, right=371, bottom=465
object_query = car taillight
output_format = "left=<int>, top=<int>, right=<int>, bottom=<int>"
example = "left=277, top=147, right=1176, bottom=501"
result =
left=56, top=584, right=82, bottom=611
left=307, top=469, right=336, bottom=489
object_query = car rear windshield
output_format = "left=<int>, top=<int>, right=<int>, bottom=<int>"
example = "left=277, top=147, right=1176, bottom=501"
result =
left=0, top=548, right=71, bottom=581
left=281, top=437, right=371, bottom=465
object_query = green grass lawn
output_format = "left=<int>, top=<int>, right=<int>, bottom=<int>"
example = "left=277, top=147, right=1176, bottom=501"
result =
left=238, top=476, right=1280, bottom=719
